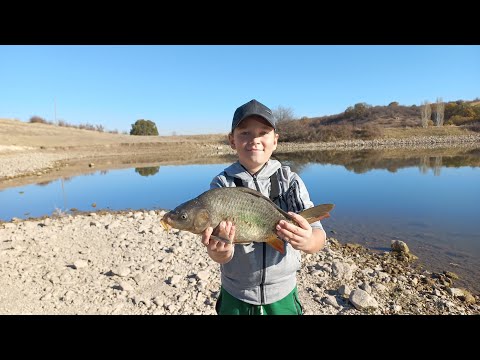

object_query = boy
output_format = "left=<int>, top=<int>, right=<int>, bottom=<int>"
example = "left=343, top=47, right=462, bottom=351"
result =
left=201, top=99, right=327, bottom=315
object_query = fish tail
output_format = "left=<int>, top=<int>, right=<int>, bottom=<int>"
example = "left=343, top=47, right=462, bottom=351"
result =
left=298, top=204, right=335, bottom=223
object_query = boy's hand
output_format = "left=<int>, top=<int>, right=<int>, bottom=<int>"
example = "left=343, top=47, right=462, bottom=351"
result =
left=201, top=221, right=235, bottom=254
left=276, top=212, right=313, bottom=252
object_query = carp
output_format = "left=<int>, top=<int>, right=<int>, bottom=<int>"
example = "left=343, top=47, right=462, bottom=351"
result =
left=160, top=187, right=334, bottom=254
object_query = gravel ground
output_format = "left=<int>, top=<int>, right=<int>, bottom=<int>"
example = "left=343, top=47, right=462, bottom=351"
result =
left=0, top=210, right=478, bottom=315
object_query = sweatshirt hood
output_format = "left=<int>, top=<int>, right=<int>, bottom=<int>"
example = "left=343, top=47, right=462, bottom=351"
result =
left=223, top=160, right=282, bottom=181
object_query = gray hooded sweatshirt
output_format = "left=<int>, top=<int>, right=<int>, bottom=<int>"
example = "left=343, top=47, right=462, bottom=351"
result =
left=210, top=159, right=323, bottom=305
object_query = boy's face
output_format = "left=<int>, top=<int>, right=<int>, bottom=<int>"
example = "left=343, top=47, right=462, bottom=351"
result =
left=228, top=115, right=279, bottom=174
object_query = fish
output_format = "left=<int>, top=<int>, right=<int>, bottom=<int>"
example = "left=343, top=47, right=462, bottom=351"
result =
left=160, top=186, right=334, bottom=254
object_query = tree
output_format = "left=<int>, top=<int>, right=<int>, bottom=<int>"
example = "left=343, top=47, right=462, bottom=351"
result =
left=272, top=106, right=295, bottom=123
left=420, top=101, right=431, bottom=128
left=345, top=102, right=371, bottom=118
left=434, top=97, right=445, bottom=127
left=130, top=119, right=159, bottom=136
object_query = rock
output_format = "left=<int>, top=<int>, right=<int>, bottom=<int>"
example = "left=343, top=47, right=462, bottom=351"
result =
left=322, top=295, right=341, bottom=309
left=338, top=284, right=352, bottom=298
left=391, top=240, right=409, bottom=253
left=112, top=266, right=131, bottom=277
left=444, top=271, right=459, bottom=280
left=196, top=270, right=210, bottom=281
left=349, top=289, right=379, bottom=311
left=73, top=260, right=88, bottom=269
left=118, top=281, right=134, bottom=292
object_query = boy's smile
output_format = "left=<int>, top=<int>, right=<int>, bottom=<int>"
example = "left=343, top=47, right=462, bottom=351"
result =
left=229, top=116, right=279, bottom=174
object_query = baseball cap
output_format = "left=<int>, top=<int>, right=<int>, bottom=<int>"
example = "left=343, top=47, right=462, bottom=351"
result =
left=231, top=99, right=276, bottom=132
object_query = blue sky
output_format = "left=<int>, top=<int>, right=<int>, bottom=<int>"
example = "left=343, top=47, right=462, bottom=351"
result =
left=1, top=45, right=479, bottom=135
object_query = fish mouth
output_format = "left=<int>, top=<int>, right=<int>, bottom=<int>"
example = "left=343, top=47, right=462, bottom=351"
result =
left=160, top=217, right=172, bottom=231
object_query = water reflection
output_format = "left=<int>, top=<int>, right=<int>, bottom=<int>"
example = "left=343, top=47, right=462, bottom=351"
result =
left=272, top=147, right=480, bottom=175
left=135, top=166, right=160, bottom=177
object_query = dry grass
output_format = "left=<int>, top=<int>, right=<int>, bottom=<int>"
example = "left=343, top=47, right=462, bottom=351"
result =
left=1, top=117, right=476, bottom=151
left=0, top=118, right=227, bottom=148
left=382, top=126, right=471, bottom=139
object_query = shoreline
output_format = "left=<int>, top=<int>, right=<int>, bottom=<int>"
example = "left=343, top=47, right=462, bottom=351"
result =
left=0, top=210, right=478, bottom=315
left=2, top=133, right=480, bottom=184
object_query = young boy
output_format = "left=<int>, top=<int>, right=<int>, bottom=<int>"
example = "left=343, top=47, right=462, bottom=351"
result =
left=201, top=99, right=327, bottom=315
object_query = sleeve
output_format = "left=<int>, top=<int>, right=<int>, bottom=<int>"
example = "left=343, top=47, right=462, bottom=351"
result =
left=210, top=174, right=226, bottom=189
left=290, top=173, right=324, bottom=231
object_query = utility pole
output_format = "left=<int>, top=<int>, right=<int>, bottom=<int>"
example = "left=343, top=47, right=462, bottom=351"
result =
left=54, top=98, right=57, bottom=124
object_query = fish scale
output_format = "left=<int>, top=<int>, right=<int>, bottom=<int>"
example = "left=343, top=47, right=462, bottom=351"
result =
left=208, top=189, right=283, bottom=242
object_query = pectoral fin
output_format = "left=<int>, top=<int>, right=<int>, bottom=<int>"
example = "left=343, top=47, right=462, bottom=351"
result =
left=266, top=234, right=285, bottom=254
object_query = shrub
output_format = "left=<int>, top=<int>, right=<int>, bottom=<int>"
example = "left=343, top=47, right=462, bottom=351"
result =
left=130, top=119, right=159, bottom=136
left=29, top=116, right=47, bottom=124
left=463, top=121, right=480, bottom=133
left=449, top=115, right=474, bottom=126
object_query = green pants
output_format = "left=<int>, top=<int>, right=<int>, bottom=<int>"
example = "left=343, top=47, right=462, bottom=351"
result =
left=215, top=286, right=303, bottom=315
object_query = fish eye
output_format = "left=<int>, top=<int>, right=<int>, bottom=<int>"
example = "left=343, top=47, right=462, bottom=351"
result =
left=180, top=213, right=188, bottom=220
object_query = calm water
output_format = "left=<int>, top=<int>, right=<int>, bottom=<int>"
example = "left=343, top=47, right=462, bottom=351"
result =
left=1, top=148, right=480, bottom=293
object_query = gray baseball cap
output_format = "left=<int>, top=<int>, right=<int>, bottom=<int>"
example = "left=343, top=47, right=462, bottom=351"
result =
left=231, top=99, right=276, bottom=132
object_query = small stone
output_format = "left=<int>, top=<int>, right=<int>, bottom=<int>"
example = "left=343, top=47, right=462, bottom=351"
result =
left=73, top=260, right=88, bottom=269
left=113, top=266, right=130, bottom=277
left=196, top=270, right=210, bottom=281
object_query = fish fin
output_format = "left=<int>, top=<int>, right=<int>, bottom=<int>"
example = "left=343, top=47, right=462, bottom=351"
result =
left=266, top=234, right=285, bottom=254
left=210, top=234, right=233, bottom=244
left=234, top=240, right=253, bottom=244
left=298, top=204, right=335, bottom=224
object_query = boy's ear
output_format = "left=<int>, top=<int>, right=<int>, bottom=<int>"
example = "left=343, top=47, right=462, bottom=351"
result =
left=228, top=133, right=236, bottom=149
left=273, top=132, right=279, bottom=147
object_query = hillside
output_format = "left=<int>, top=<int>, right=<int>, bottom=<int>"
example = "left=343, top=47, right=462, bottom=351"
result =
left=275, top=99, right=480, bottom=143
left=0, top=118, right=227, bottom=149
left=304, top=99, right=480, bottom=128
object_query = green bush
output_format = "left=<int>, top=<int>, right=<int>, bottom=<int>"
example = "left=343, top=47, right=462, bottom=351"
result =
left=130, top=119, right=159, bottom=136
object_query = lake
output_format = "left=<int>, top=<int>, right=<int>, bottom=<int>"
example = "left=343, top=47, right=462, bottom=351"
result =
left=1, top=147, right=479, bottom=294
